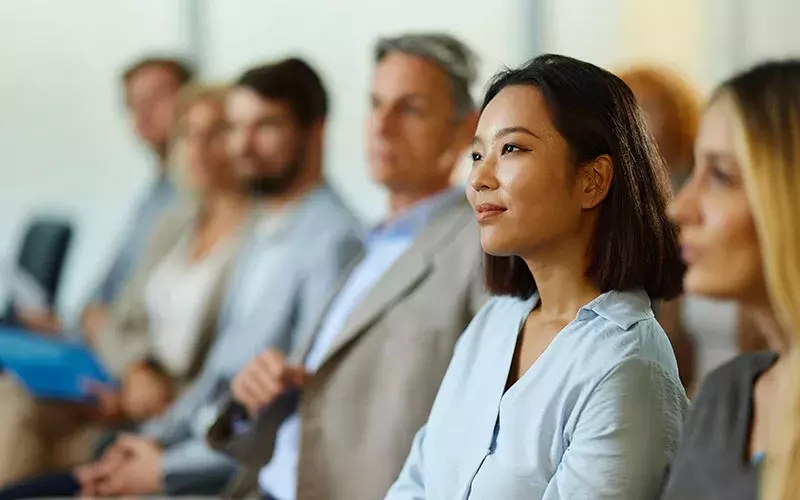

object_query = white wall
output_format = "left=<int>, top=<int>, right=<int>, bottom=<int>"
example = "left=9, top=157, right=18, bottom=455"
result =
left=0, top=0, right=193, bottom=323
left=740, top=0, right=800, bottom=66
left=541, top=0, right=800, bottom=98
left=542, top=0, right=708, bottom=92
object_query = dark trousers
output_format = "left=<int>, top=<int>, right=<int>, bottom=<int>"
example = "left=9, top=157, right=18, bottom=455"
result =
left=0, top=471, right=79, bottom=499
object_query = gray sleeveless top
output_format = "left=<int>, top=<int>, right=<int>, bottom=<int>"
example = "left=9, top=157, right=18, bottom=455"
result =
left=661, top=351, right=778, bottom=500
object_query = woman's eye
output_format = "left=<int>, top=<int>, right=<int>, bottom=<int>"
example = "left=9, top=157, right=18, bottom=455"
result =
left=471, top=152, right=482, bottom=162
left=501, top=144, right=521, bottom=155
left=709, top=165, right=733, bottom=186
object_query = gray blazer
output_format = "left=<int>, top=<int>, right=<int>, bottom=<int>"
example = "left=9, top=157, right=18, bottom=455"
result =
left=93, top=201, right=251, bottom=386
left=137, top=185, right=364, bottom=495
left=209, top=193, right=488, bottom=500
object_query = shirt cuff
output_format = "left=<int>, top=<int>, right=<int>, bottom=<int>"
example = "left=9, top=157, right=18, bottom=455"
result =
left=161, top=439, right=237, bottom=495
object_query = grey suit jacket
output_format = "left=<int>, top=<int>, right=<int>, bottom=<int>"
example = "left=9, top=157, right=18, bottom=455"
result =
left=138, top=184, right=364, bottom=495
left=93, top=201, right=250, bottom=386
left=209, top=193, right=488, bottom=500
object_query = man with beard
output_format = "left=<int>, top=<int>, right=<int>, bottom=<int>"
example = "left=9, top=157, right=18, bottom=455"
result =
left=0, top=58, right=363, bottom=499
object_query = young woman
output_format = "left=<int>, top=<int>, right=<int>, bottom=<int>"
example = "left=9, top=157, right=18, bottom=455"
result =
left=91, top=84, right=252, bottom=421
left=385, top=54, right=687, bottom=500
left=661, top=60, right=800, bottom=500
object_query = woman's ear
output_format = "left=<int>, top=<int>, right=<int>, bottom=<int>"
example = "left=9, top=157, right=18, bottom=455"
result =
left=578, top=154, right=614, bottom=209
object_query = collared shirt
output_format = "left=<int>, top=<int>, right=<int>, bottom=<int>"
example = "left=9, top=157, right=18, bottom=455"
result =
left=386, top=290, right=688, bottom=500
left=259, top=187, right=464, bottom=500
left=91, top=176, right=175, bottom=304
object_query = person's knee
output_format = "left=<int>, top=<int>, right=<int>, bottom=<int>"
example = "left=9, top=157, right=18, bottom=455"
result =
left=0, top=375, right=40, bottom=421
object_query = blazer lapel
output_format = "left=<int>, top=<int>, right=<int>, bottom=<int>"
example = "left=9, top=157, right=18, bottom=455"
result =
left=185, top=208, right=259, bottom=380
left=289, top=249, right=366, bottom=366
left=316, top=195, right=471, bottom=369
left=184, top=263, right=231, bottom=380
left=321, top=248, right=431, bottom=365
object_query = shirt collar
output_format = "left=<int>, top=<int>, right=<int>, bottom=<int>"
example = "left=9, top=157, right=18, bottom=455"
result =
left=368, top=186, right=464, bottom=242
left=578, top=289, right=653, bottom=330
left=522, top=289, right=654, bottom=331
left=251, top=184, right=329, bottom=241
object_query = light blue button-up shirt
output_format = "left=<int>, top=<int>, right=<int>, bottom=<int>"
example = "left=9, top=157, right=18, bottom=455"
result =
left=259, top=187, right=464, bottom=500
left=386, top=290, right=688, bottom=500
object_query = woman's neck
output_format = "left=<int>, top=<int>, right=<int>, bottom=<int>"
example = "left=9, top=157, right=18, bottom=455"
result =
left=201, top=189, right=248, bottom=228
left=522, top=236, right=601, bottom=322
left=745, top=305, right=790, bottom=355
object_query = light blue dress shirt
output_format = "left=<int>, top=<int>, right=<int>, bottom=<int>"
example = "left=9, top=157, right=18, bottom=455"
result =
left=259, top=187, right=464, bottom=500
left=91, top=176, right=176, bottom=304
left=386, top=290, right=688, bottom=500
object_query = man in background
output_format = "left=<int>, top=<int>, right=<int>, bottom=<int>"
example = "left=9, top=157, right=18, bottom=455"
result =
left=0, top=57, right=364, bottom=499
left=78, top=56, right=194, bottom=340
left=209, top=33, right=487, bottom=500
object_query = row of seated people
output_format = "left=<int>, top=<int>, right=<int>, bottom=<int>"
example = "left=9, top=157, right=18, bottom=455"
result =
left=0, top=32, right=798, bottom=500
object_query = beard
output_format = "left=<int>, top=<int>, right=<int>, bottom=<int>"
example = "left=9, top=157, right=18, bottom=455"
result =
left=245, top=160, right=303, bottom=197
left=240, top=137, right=307, bottom=198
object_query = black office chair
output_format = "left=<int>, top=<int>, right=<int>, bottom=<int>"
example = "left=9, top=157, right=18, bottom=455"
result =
left=2, top=218, right=74, bottom=325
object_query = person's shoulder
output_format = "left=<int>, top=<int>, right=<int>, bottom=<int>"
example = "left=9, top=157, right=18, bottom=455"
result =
left=575, top=290, right=664, bottom=355
left=138, top=201, right=198, bottom=258
left=305, top=185, right=364, bottom=234
left=567, top=290, right=681, bottom=381
left=679, top=352, right=777, bottom=437
left=154, top=199, right=198, bottom=230
left=432, top=193, right=475, bottom=236
left=697, top=351, right=778, bottom=398
left=428, top=195, right=481, bottom=268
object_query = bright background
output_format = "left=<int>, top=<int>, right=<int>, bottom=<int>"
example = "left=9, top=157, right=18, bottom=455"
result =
left=2, top=0, right=799, bottom=322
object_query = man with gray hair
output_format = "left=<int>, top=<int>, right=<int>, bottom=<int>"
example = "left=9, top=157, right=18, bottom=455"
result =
left=207, top=33, right=488, bottom=500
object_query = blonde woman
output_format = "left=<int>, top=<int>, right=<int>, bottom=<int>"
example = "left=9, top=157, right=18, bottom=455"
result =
left=661, top=60, right=800, bottom=499
left=91, top=84, right=252, bottom=419
left=0, top=84, right=251, bottom=484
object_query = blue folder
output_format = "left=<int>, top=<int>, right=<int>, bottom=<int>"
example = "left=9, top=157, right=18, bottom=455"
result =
left=0, top=326, right=114, bottom=403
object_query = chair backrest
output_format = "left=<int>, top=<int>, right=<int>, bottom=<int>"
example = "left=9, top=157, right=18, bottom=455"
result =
left=14, top=218, right=73, bottom=308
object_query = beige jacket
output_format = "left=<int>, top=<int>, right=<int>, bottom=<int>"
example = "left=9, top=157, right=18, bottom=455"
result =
left=209, top=194, right=488, bottom=499
left=94, top=201, right=251, bottom=388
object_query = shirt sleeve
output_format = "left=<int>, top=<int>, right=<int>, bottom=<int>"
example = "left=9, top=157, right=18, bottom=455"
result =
left=541, top=357, right=687, bottom=500
left=140, top=367, right=222, bottom=446
left=160, top=438, right=237, bottom=495
left=90, top=238, right=136, bottom=305
left=384, top=425, right=428, bottom=500
left=90, top=182, right=174, bottom=305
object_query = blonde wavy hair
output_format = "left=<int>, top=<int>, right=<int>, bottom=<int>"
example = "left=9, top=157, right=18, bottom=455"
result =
left=166, top=83, right=229, bottom=196
left=713, top=61, right=800, bottom=500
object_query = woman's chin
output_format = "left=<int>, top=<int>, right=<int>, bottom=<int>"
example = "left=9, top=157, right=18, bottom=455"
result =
left=479, top=239, right=516, bottom=258
left=683, top=271, right=741, bottom=302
